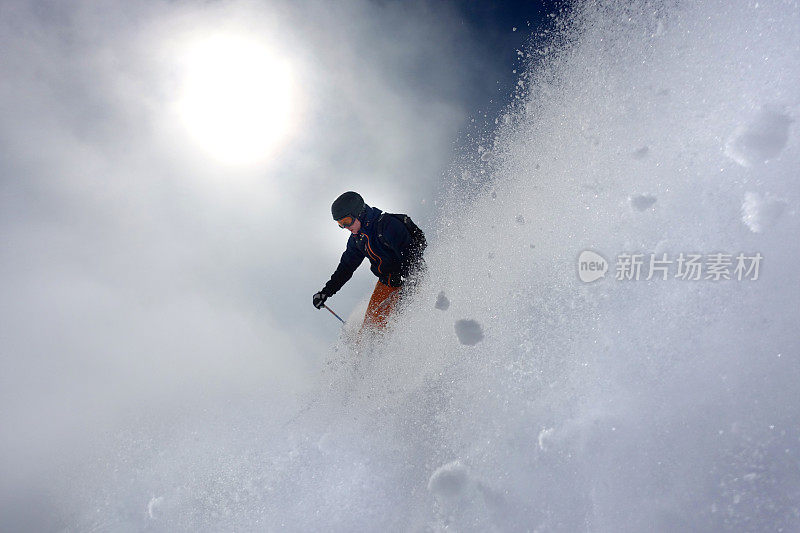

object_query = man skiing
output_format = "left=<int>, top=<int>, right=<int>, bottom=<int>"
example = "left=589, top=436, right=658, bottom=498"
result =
left=312, top=191, right=426, bottom=330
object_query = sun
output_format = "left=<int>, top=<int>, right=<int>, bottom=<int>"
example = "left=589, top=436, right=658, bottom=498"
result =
left=175, top=33, right=296, bottom=166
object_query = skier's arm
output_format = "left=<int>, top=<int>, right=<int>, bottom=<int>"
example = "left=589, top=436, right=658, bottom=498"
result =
left=321, top=238, right=365, bottom=297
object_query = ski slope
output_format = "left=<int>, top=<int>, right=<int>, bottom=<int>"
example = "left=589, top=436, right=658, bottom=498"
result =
left=67, top=1, right=800, bottom=530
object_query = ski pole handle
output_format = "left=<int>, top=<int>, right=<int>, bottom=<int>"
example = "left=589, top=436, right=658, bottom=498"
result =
left=323, top=304, right=345, bottom=324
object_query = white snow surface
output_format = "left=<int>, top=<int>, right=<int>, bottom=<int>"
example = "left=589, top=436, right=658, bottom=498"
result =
left=62, top=2, right=800, bottom=531
left=724, top=107, right=793, bottom=167
left=741, top=191, right=787, bottom=233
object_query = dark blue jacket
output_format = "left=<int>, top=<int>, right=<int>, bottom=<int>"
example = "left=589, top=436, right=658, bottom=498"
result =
left=322, top=205, right=414, bottom=296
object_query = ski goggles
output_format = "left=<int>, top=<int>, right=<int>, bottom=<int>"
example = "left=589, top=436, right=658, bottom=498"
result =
left=337, top=215, right=356, bottom=229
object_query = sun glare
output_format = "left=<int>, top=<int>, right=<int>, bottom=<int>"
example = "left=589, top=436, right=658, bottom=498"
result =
left=176, top=34, right=296, bottom=166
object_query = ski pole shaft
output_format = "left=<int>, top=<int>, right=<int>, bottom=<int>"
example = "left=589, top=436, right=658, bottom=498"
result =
left=323, top=304, right=345, bottom=324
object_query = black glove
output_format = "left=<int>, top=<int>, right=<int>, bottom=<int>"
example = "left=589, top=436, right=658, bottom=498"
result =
left=313, top=291, right=328, bottom=309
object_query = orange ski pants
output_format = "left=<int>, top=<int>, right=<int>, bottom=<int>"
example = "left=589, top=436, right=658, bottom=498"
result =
left=362, top=280, right=402, bottom=330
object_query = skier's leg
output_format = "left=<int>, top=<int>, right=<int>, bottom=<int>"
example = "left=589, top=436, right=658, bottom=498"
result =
left=362, top=280, right=401, bottom=330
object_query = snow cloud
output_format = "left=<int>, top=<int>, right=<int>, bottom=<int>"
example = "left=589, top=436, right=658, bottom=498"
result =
left=0, top=0, right=509, bottom=527
left=4, top=0, right=799, bottom=531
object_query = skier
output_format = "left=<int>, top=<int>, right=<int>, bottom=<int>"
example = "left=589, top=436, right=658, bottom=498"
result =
left=312, top=191, right=426, bottom=331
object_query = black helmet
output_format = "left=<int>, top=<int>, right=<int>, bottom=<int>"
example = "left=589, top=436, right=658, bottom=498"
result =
left=331, top=191, right=365, bottom=220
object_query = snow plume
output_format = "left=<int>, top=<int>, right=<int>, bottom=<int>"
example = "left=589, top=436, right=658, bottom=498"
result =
left=61, top=1, right=800, bottom=531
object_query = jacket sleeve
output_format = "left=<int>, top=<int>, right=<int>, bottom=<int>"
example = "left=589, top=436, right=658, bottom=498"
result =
left=322, top=237, right=365, bottom=296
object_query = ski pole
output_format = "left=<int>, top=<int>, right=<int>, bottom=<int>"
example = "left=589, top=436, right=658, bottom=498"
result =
left=323, top=304, right=345, bottom=324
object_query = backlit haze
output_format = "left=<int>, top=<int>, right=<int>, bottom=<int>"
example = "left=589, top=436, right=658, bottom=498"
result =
left=1, top=0, right=799, bottom=531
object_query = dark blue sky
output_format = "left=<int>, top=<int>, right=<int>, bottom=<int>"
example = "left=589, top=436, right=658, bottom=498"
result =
left=452, top=1, right=560, bottom=118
